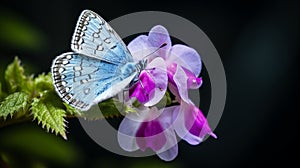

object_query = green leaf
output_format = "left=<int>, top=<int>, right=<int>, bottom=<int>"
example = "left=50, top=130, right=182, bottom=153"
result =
left=0, top=92, right=29, bottom=120
left=31, top=92, right=67, bottom=140
left=4, top=57, right=32, bottom=93
left=34, top=73, right=54, bottom=93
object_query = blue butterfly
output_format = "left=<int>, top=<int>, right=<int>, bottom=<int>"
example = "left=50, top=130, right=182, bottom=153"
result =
left=51, top=10, right=145, bottom=111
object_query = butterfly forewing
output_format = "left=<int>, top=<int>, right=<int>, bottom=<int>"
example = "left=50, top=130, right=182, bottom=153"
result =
left=51, top=52, right=135, bottom=111
left=71, top=10, right=133, bottom=65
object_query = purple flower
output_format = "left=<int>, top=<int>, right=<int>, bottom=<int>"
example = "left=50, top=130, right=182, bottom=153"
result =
left=118, top=106, right=178, bottom=161
left=118, top=25, right=216, bottom=161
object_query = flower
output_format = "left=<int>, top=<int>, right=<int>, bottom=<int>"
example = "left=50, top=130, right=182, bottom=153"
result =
left=117, top=106, right=178, bottom=161
left=118, top=25, right=216, bottom=161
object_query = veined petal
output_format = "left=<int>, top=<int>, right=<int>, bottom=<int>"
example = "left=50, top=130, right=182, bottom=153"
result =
left=173, top=65, right=192, bottom=104
left=129, top=71, right=156, bottom=103
left=189, top=106, right=217, bottom=140
left=135, top=106, right=176, bottom=152
left=118, top=116, right=141, bottom=152
left=148, top=25, right=172, bottom=59
left=182, top=67, right=203, bottom=89
left=127, top=35, right=151, bottom=62
left=173, top=101, right=216, bottom=145
left=136, top=120, right=167, bottom=151
left=167, top=63, right=177, bottom=86
left=144, top=57, right=167, bottom=106
left=156, top=129, right=178, bottom=161
left=167, top=44, right=201, bottom=76
left=118, top=107, right=152, bottom=151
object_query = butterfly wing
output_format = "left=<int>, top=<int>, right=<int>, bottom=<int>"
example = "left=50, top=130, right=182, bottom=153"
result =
left=71, top=10, right=133, bottom=64
left=51, top=52, right=137, bottom=111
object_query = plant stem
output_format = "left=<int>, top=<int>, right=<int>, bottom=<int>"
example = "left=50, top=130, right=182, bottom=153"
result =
left=0, top=113, right=80, bottom=128
left=0, top=117, right=31, bottom=128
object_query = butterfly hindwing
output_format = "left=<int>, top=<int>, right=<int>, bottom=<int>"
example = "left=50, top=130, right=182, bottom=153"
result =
left=51, top=52, right=136, bottom=111
left=71, top=10, right=133, bottom=64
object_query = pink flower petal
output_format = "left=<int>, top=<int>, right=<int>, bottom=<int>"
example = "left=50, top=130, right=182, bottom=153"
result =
left=127, top=35, right=151, bottom=62
left=167, top=63, right=177, bottom=86
left=167, top=44, right=201, bottom=76
left=117, top=116, right=141, bottom=152
left=156, top=106, right=178, bottom=161
left=173, top=101, right=216, bottom=145
left=156, top=129, right=178, bottom=161
left=129, top=71, right=156, bottom=103
left=181, top=67, right=203, bottom=89
left=186, top=104, right=216, bottom=140
left=148, top=25, right=172, bottom=60
left=173, top=65, right=192, bottom=104
left=129, top=58, right=167, bottom=106
left=143, top=57, right=167, bottom=106
left=136, top=120, right=166, bottom=151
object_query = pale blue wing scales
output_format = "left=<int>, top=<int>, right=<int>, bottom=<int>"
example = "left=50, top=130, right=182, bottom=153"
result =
left=71, top=10, right=133, bottom=65
left=51, top=52, right=135, bottom=111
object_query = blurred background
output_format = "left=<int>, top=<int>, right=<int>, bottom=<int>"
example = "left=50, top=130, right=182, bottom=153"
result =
left=0, top=0, right=299, bottom=167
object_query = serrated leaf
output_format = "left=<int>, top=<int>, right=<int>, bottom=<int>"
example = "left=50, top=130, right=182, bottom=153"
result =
left=31, top=93, right=67, bottom=140
left=4, top=57, right=32, bottom=93
left=34, top=72, right=54, bottom=93
left=0, top=92, right=29, bottom=120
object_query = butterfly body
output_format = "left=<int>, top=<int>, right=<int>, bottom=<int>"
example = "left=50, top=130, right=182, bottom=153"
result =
left=51, top=10, right=145, bottom=111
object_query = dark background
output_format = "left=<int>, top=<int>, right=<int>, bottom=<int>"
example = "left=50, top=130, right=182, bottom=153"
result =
left=0, top=0, right=299, bottom=167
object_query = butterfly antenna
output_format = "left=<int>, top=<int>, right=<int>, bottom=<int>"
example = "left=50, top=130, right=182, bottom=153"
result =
left=141, top=43, right=167, bottom=60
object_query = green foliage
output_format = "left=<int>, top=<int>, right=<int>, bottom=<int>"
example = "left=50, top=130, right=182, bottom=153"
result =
left=4, top=57, right=32, bottom=93
left=34, top=73, right=54, bottom=92
left=0, top=92, right=29, bottom=120
left=31, top=92, right=67, bottom=140
left=0, top=57, right=70, bottom=139
left=0, top=57, right=137, bottom=139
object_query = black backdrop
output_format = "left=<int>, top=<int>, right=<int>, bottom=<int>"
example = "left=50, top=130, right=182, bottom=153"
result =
left=0, top=0, right=299, bottom=167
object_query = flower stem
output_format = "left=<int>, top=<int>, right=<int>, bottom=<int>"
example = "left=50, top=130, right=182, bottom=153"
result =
left=0, top=117, right=31, bottom=128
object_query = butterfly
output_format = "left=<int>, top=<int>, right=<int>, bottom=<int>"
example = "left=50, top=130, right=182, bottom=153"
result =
left=51, top=10, right=146, bottom=111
